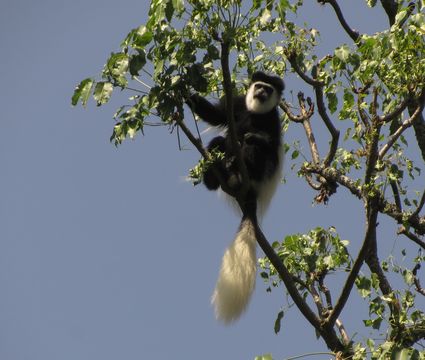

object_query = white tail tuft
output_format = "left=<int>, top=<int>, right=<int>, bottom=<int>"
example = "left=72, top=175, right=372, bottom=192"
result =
left=211, top=218, right=257, bottom=323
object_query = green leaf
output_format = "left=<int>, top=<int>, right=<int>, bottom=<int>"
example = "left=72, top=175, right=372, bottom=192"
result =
left=133, top=26, right=154, bottom=49
left=274, top=310, right=284, bottom=334
left=165, top=0, right=174, bottom=21
left=129, top=52, right=147, bottom=76
left=335, top=45, right=351, bottom=62
left=93, top=82, right=113, bottom=106
left=356, top=276, right=372, bottom=297
left=172, top=0, right=184, bottom=13
left=326, top=92, right=338, bottom=114
left=71, top=78, right=94, bottom=107
left=254, top=354, right=273, bottom=360
left=105, top=53, right=129, bottom=87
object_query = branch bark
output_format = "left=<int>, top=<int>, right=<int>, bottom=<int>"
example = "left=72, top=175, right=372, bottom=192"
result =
left=380, top=0, right=398, bottom=26
left=303, top=164, right=425, bottom=236
left=325, top=205, right=377, bottom=327
left=254, top=225, right=346, bottom=353
left=318, top=0, right=360, bottom=42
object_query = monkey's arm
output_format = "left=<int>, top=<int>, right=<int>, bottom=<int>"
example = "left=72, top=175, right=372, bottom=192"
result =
left=187, top=94, right=227, bottom=126
left=242, top=132, right=278, bottom=181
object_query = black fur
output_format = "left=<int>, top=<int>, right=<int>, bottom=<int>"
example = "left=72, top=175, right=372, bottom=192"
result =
left=188, top=72, right=284, bottom=196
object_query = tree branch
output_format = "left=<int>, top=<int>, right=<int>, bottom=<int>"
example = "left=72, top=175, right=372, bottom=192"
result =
left=411, top=189, right=425, bottom=219
left=364, top=230, right=402, bottom=326
left=390, top=180, right=402, bottom=212
left=318, top=0, right=360, bottom=42
left=380, top=97, right=410, bottom=123
left=254, top=225, right=345, bottom=353
left=287, top=54, right=340, bottom=166
left=397, top=226, right=425, bottom=250
left=303, top=164, right=425, bottom=235
left=219, top=40, right=250, bottom=201
left=413, top=113, right=425, bottom=162
left=318, top=276, right=350, bottom=345
left=379, top=0, right=398, bottom=26
left=365, top=89, right=381, bottom=184
left=379, top=101, right=425, bottom=160
left=412, top=263, right=425, bottom=296
left=325, top=205, right=377, bottom=327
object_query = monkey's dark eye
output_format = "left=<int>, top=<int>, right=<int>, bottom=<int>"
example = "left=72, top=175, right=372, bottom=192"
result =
left=254, top=84, right=273, bottom=96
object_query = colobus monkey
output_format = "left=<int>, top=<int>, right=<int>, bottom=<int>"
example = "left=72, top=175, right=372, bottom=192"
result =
left=188, top=71, right=284, bottom=323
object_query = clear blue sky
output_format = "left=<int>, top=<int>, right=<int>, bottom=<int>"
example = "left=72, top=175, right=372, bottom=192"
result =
left=1, top=1, right=422, bottom=360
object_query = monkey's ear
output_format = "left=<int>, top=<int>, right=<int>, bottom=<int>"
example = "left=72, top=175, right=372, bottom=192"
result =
left=251, top=71, right=264, bottom=83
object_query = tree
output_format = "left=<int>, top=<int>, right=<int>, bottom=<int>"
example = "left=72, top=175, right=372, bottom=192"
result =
left=72, top=0, right=425, bottom=358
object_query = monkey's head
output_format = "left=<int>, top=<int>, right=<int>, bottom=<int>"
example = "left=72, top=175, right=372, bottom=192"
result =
left=246, top=71, right=284, bottom=114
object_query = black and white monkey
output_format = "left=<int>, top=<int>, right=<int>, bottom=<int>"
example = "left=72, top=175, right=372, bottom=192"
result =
left=188, top=71, right=284, bottom=323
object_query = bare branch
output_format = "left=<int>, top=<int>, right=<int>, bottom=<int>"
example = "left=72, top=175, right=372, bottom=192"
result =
left=285, top=92, right=321, bottom=165
left=318, top=276, right=351, bottom=346
left=326, top=205, right=377, bottom=327
left=390, top=180, right=402, bottom=212
left=380, top=97, right=410, bottom=123
left=335, top=319, right=350, bottom=346
left=303, top=164, right=425, bottom=235
left=304, top=172, right=322, bottom=191
left=412, top=263, right=425, bottom=297
left=299, top=94, right=321, bottom=165
left=379, top=0, right=398, bottom=26
left=254, top=225, right=346, bottom=353
left=311, top=68, right=340, bottom=166
left=280, top=100, right=314, bottom=123
left=309, top=278, right=325, bottom=317
left=411, top=189, right=425, bottom=219
left=365, top=234, right=402, bottom=324
left=318, top=0, right=360, bottom=42
left=287, top=55, right=340, bottom=166
left=287, top=52, right=323, bottom=87
left=397, top=226, right=425, bottom=250
left=365, top=90, right=382, bottom=184
left=379, top=102, right=425, bottom=160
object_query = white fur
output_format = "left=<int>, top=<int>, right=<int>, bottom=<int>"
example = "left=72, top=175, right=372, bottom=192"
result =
left=219, top=144, right=284, bottom=219
left=211, top=218, right=257, bottom=323
left=245, top=81, right=280, bottom=114
left=255, top=144, right=284, bottom=218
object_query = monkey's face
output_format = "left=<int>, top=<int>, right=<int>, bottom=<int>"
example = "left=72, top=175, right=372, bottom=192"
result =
left=253, top=83, right=274, bottom=102
left=246, top=81, right=280, bottom=114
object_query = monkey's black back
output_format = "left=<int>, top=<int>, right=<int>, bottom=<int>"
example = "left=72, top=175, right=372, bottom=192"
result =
left=226, top=95, right=281, bottom=183
left=193, top=94, right=281, bottom=192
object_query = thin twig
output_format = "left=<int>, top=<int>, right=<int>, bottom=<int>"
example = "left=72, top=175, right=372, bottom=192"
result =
left=287, top=54, right=340, bottom=166
left=173, top=115, right=236, bottom=197
left=379, top=103, right=424, bottom=160
left=390, top=180, right=402, bottom=212
left=411, top=189, right=425, bottom=219
left=303, top=164, right=425, bottom=234
left=397, top=226, right=425, bottom=250
left=380, top=97, right=410, bottom=123
left=412, top=264, right=425, bottom=296
left=365, top=89, right=382, bottom=185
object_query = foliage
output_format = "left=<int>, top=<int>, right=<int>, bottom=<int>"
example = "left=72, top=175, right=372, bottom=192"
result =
left=73, top=0, right=425, bottom=358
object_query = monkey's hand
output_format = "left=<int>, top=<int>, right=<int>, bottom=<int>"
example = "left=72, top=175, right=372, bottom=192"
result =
left=224, top=156, right=243, bottom=191
left=244, top=132, right=270, bottom=146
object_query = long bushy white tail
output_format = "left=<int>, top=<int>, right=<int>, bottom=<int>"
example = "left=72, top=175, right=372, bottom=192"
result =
left=211, top=217, right=257, bottom=323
